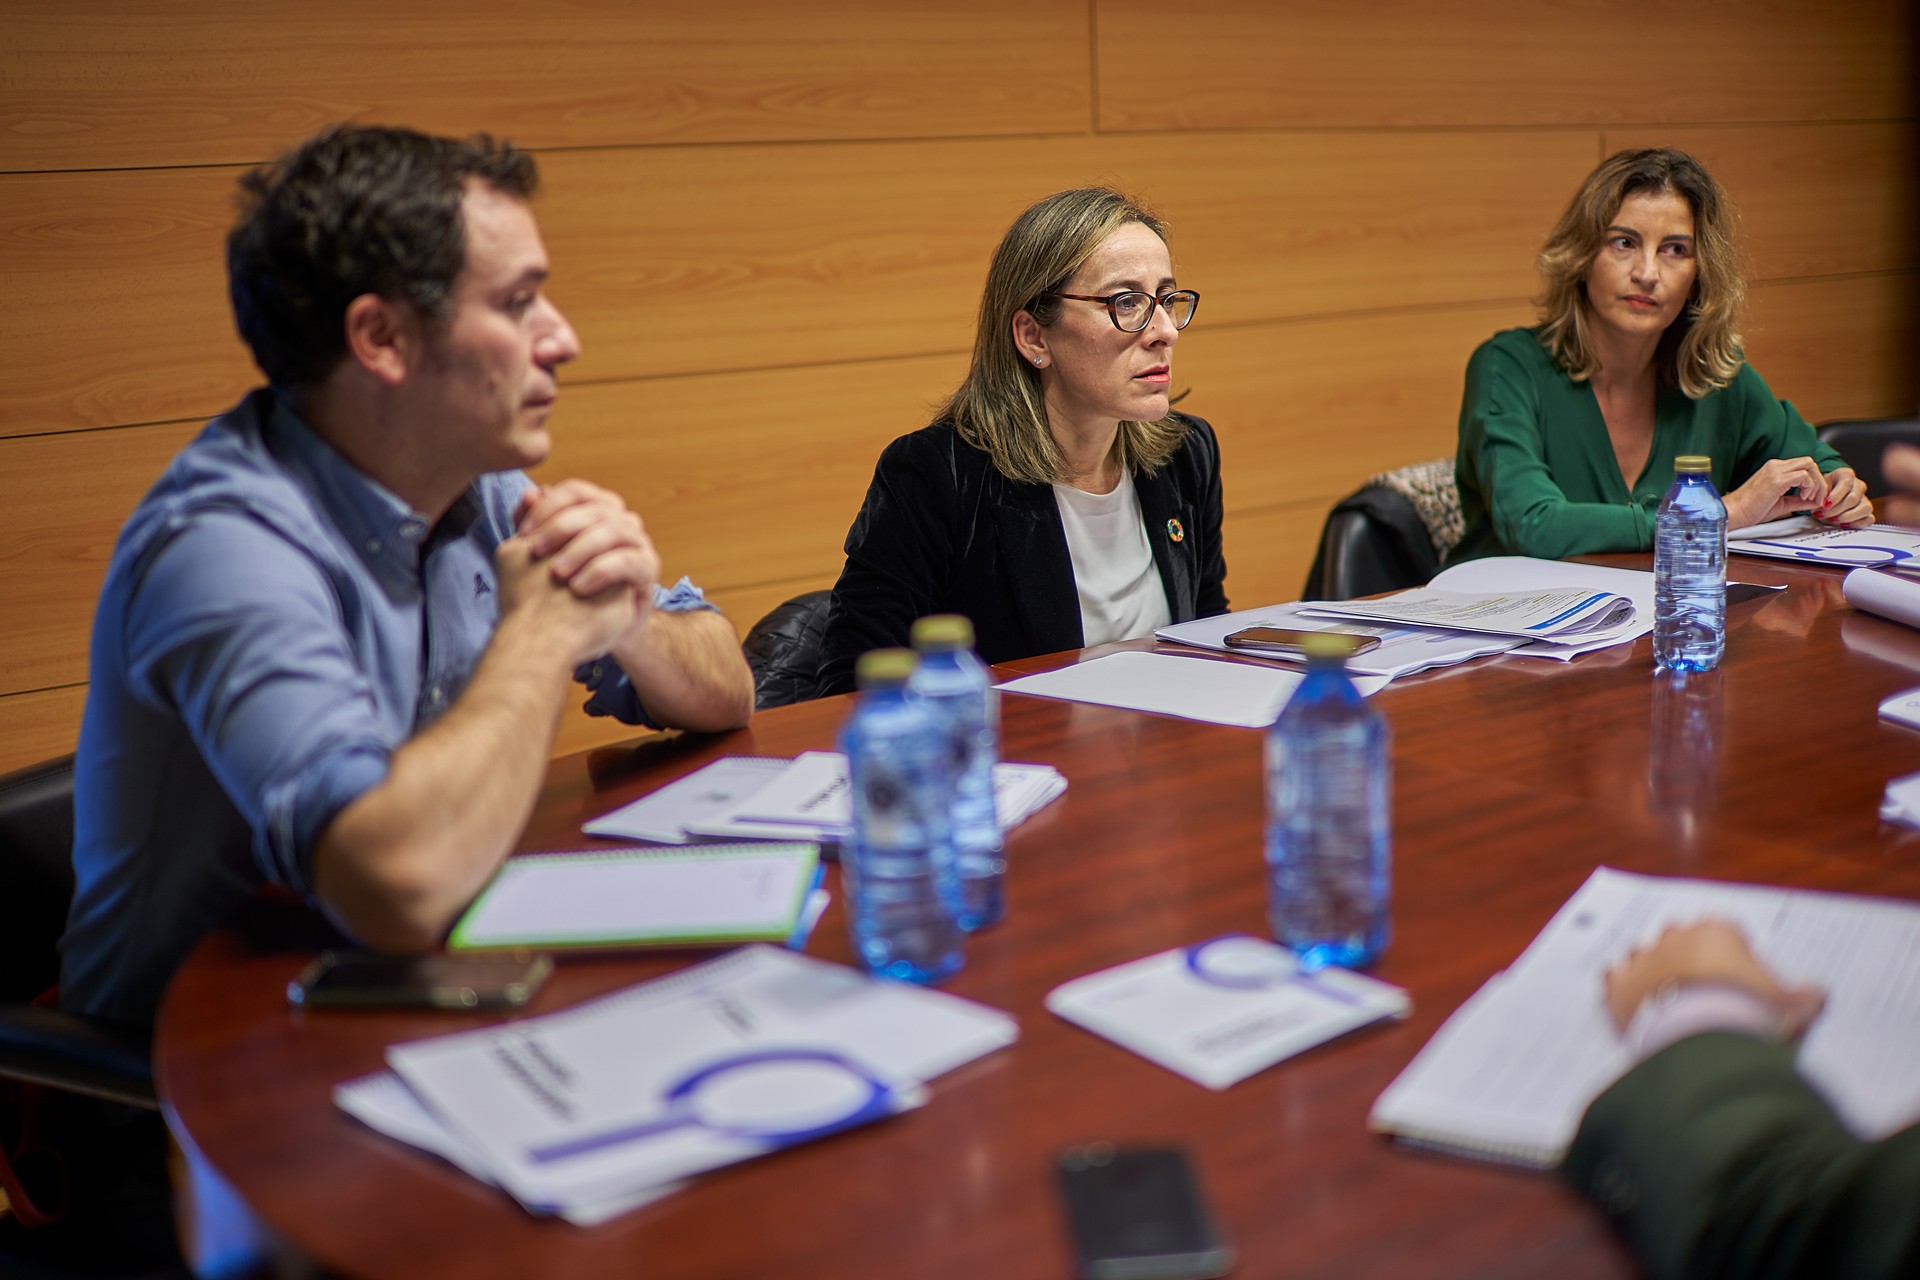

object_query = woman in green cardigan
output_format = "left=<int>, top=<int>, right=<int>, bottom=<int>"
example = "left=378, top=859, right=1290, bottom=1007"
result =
left=1449, top=148, right=1872, bottom=564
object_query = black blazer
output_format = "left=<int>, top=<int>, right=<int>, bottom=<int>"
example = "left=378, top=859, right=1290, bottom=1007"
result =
left=817, top=416, right=1229, bottom=696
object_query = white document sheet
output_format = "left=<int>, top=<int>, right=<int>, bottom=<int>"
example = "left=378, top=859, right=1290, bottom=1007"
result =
left=997, top=651, right=1390, bottom=728
left=581, top=757, right=791, bottom=844
left=1371, top=868, right=1920, bottom=1167
left=378, top=946, right=1018, bottom=1217
left=1425, top=557, right=1654, bottom=660
left=1733, top=517, right=1920, bottom=568
left=1156, top=602, right=1521, bottom=679
left=1047, top=935, right=1410, bottom=1090
left=334, top=1071, right=685, bottom=1225
left=681, top=753, right=1067, bottom=843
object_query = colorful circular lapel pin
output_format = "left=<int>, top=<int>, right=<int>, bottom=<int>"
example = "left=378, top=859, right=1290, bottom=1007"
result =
left=1166, top=517, right=1185, bottom=543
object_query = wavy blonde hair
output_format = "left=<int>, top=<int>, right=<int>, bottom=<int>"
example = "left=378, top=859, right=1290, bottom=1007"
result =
left=1536, top=148, right=1745, bottom=399
left=940, top=188, right=1189, bottom=485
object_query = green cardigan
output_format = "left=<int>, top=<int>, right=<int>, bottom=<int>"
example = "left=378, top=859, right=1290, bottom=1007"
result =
left=1449, top=327, right=1845, bottom=564
left=1565, top=1032, right=1920, bottom=1280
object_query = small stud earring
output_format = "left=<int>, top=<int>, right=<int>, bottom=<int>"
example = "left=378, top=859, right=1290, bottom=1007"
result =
left=1033, top=356, right=1046, bottom=367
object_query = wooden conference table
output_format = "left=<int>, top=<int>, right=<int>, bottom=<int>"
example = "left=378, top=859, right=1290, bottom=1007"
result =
left=157, top=555, right=1920, bottom=1280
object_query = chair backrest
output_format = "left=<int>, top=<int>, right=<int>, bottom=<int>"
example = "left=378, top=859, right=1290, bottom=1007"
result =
left=1302, top=459, right=1461, bottom=601
left=742, top=590, right=833, bottom=710
left=1816, top=417, right=1920, bottom=497
left=0, top=756, right=77, bottom=1005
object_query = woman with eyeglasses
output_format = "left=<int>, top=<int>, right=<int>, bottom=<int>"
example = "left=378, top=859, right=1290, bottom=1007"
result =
left=816, top=187, right=1226, bottom=695
left=1448, top=147, right=1871, bottom=565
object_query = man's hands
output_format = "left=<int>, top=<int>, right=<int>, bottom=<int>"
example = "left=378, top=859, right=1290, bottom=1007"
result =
left=1724, top=459, right=1872, bottom=531
left=498, top=480, right=658, bottom=663
left=1603, top=919, right=1826, bottom=1038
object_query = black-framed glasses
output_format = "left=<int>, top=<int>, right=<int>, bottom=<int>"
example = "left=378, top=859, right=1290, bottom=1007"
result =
left=1047, top=289, right=1201, bottom=333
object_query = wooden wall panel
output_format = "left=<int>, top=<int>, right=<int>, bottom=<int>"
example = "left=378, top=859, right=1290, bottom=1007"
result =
left=1744, top=272, right=1920, bottom=423
left=1098, top=0, right=1912, bottom=132
left=1603, top=123, right=1919, bottom=280
left=531, top=353, right=969, bottom=595
left=0, top=687, right=88, bottom=777
left=1, top=166, right=247, bottom=437
left=0, top=423, right=198, bottom=696
left=1218, top=504, right=1335, bottom=610
left=1095, top=131, right=1593, bottom=328
left=3, top=130, right=1594, bottom=438
left=1179, top=302, right=1534, bottom=513
left=0, top=0, right=1090, bottom=173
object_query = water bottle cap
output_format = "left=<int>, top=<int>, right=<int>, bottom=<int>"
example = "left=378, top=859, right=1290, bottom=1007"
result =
left=1299, top=631, right=1362, bottom=661
left=1674, top=455, right=1711, bottom=473
left=855, top=648, right=917, bottom=688
left=910, top=614, right=975, bottom=652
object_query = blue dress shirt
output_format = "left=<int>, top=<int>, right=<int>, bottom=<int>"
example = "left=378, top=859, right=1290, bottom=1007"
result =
left=61, top=390, right=712, bottom=1025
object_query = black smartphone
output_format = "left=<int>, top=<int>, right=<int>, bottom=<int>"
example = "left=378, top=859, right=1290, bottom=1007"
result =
left=1223, top=626, right=1382, bottom=657
left=287, top=950, right=552, bottom=1010
left=1055, top=1144, right=1235, bottom=1280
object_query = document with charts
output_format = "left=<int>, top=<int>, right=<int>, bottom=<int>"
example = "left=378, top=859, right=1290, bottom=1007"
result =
left=1730, top=516, right=1920, bottom=568
left=1370, top=868, right=1920, bottom=1168
left=1047, top=935, right=1409, bottom=1090
left=362, top=946, right=1018, bottom=1219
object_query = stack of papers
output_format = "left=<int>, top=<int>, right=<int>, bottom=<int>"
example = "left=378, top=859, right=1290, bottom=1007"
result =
left=1733, top=517, right=1920, bottom=568
left=337, top=945, right=1019, bottom=1223
left=1158, top=557, right=1655, bottom=677
left=584, top=753, right=1067, bottom=847
left=1301, top=586, right=1635, bottom=643
left=1370, top=868, right=1920, bottom=1168
left=1047, top=935, right=1410, bottom=1089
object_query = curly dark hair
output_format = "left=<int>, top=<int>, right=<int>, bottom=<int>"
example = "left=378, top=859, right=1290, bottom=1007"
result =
left=227, top=124, right=537, bottom=389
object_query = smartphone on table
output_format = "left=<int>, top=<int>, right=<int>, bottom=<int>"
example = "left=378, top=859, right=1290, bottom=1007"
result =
left=1223, top=626, right=1381, bottom=658
left=287, top=950, right=552, bottom=1009
left=1055, top=1143, right=1235, bottom=1279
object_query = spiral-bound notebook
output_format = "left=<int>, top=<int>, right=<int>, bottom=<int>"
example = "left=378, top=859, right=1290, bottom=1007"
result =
left=448, top=843, right=821, bottom=953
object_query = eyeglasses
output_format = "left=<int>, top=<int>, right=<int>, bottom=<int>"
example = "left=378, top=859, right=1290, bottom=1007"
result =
left=1047, top=289, right=1201, bottom=333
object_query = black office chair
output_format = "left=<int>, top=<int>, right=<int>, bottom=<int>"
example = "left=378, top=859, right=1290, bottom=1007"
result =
left=1303, top=458, right=1464, bottom=600
left=742, top=589, right=833, bottom=710
left=1816, top=417, right=1920, bottom=497
left=0, top=754, right=180, bottom=1277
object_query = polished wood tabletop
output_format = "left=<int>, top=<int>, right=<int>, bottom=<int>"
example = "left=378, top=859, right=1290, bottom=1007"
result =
left=155, top=555, right=1920, bottom=1279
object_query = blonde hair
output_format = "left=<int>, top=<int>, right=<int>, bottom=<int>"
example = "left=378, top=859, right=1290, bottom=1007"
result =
left=940, top=188, right=1189, bottom=485
left=1535, top=147, right=1745, bottom=399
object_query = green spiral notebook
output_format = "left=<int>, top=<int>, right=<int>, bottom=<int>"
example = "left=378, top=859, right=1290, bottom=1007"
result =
left=448, top=842, right=822, bottom=953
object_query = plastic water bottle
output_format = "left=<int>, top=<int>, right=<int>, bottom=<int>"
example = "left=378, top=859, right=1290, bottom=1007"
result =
left=840, top=649, right=966, bottom=984
left=909, top=614, right=1006, bottom=930
left=1653, top=454, right=1727, bottom=673
left=1265, top=632, right=1391, bottom=970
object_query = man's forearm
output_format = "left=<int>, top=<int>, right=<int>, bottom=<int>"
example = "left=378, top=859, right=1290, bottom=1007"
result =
left=311, top=609, right=574, bottom=951
left=612, top=607, right=754, bottom=733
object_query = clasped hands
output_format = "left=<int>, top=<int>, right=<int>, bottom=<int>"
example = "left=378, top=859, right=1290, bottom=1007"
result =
left=497, top=479, right=659, bottom=664
left=1604, top=919, right=1826, bottom=1040
left=1726, top=459, right=1871, bottom=531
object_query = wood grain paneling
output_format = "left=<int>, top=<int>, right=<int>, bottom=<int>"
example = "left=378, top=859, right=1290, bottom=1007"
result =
left=0, top=422, right=197, bottom=696
left=1, top=166, right=249, bottom=437
left=1098, top=0, right=1912, bottom=132
left=1603, top=123, right=1919, bottom=280
left=1179, top=301, right=1535, bottom=512
left=1102, top=131, right=1593, bottom=330
left=0, top=0, right=1089, bottom=173
left=1744, top=272, right=1920, bottom=423
left=3, top=130, right=1593, bottom=436
left=1217, top=502, right=1334, bottom=610
left=0, top=686, right=87, bottom=776
left=532, top=354, right=968, bottom=597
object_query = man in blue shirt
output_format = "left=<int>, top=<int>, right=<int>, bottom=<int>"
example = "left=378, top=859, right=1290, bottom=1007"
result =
left=62, top=124, right=756, bottom=1034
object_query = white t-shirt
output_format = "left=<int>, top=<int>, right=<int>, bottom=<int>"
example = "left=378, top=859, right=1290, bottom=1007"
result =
left=1052, top=471, right=1172, bottom=647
